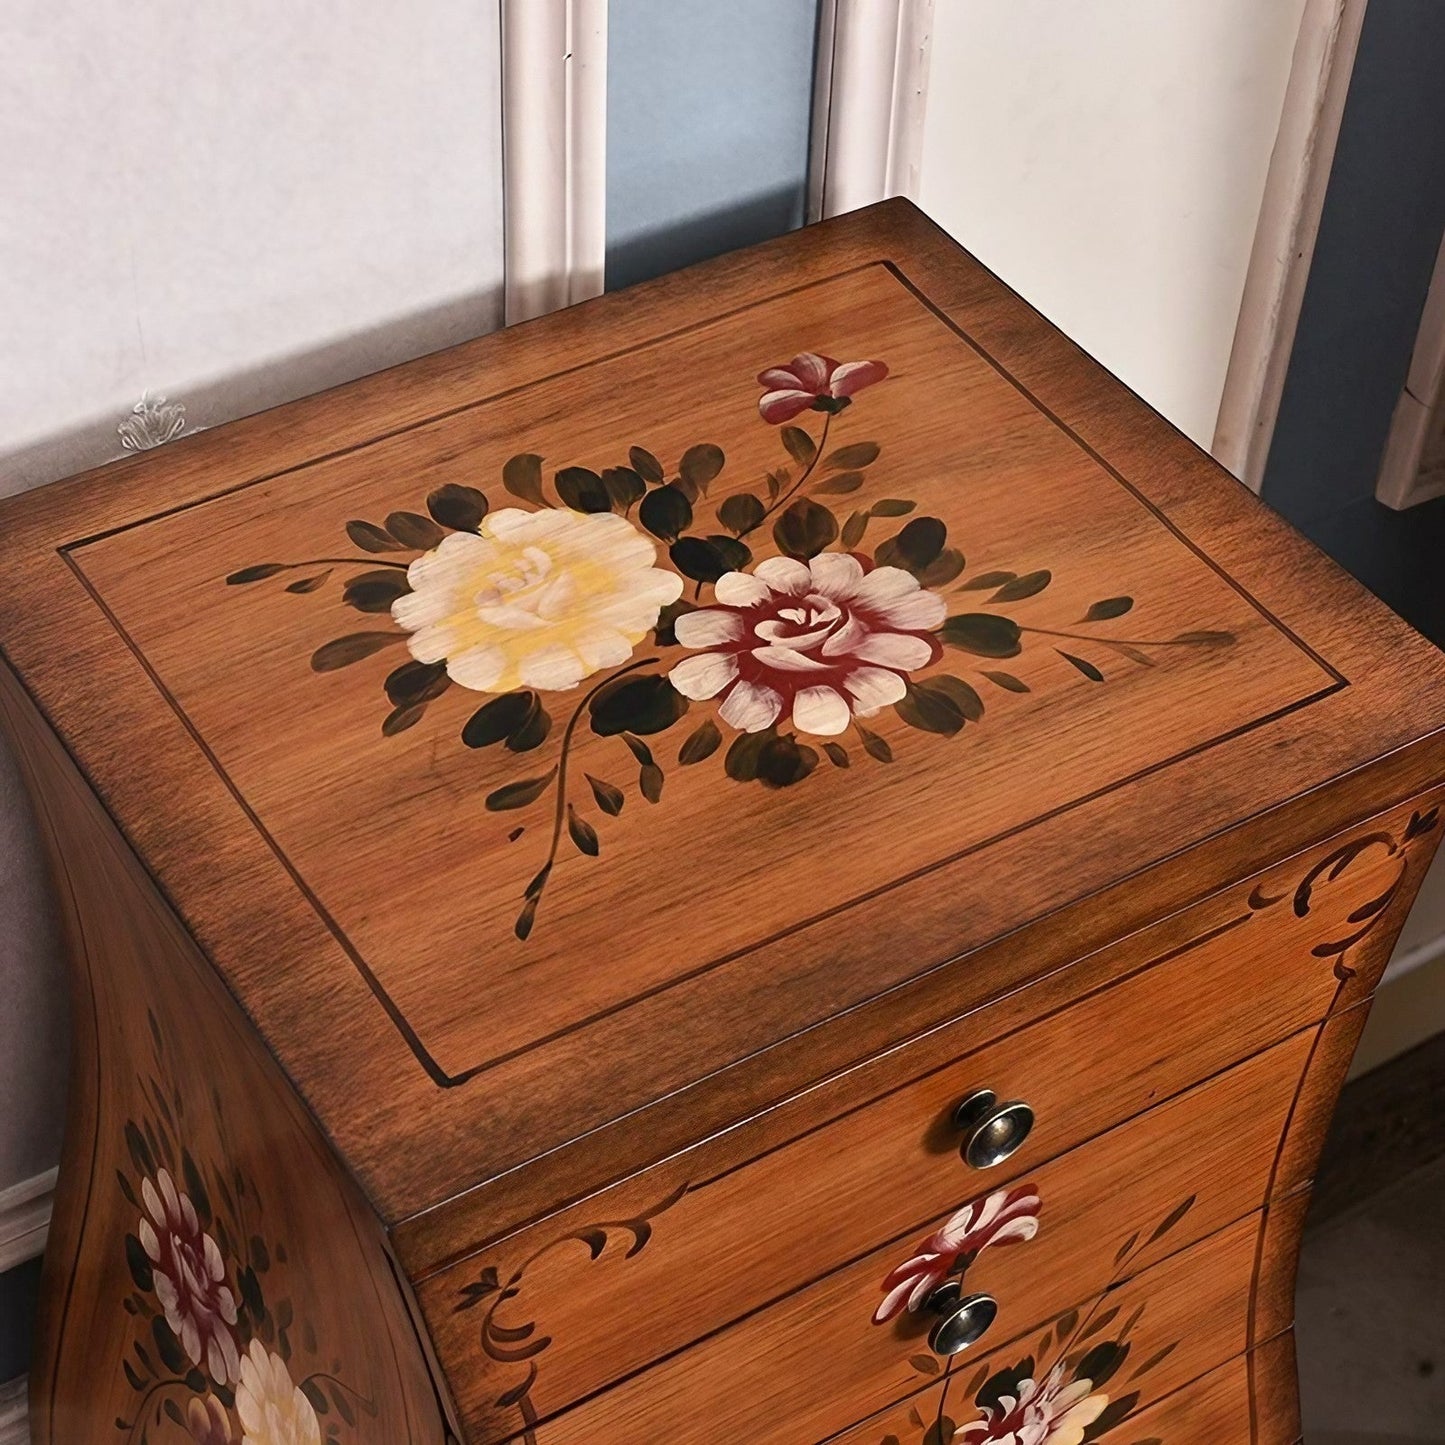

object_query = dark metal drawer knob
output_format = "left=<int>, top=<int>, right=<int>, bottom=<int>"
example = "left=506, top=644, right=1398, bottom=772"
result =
left=952, top=1089, right=1035, bottom=1169
left=925, top=1282, right=999, bottom=1356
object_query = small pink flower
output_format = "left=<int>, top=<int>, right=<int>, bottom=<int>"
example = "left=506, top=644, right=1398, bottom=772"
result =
left=757, top=352, right=888, bottom=424
left=669, top=553, right=945, bottom=736
left=959, top=1362, right=1109, bottom=1445
left=139, top=1168, right=241, bottom=1384
left=873, top=1184, right=1041, bottom=1325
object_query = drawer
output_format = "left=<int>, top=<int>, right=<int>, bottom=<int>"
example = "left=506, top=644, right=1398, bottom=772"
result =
left=843, top=1334, right=1299, bottom=1445
left=435, top=1027, right=1312, bottom=1442
left=530, top=1202, right=1265, bottom=1444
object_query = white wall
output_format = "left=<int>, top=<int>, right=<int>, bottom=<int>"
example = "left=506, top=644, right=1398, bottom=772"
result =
left=1, top=0, right=506, bottom=496
left=919, top=0, right=1306, bottom=448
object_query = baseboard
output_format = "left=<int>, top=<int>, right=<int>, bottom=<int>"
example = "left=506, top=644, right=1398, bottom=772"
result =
left=0, top=1174, right=53, bottom=1276
left=1350, top=929, right=1445, bottom=1078
left=0, top=1377, right=27, bottom=1445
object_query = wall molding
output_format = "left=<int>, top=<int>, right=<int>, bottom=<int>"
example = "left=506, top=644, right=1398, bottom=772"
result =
left=500, top=0, right=608, bottom=323
left=0, top=1377, right=25, bottom=1445
left=0, top=1170, right=53, bottom=1276
left=809, top=0, right=934, bottom=221
left=1213, top=0, right=1367, bottom=490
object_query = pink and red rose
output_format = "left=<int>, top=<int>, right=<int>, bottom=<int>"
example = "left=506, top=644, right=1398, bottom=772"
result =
left=139, top=1168, right=241, bottom=1384
left=757, top=351, right=888, bottom=424
left=667, top=553, right=945, bottom=736
left=958, top=1361, right=1109, bottom=1445
left=874, top=1184, right=1042, bottom=1325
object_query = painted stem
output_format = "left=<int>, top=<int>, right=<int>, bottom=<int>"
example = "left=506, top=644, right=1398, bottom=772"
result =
left=280, top=556, right=411, bottom=571
left=1017, top=625, right=1220, bottom=648
left=742, top=411, right=834, bottom=536
left=936, top=1356, right=956, bottom=1433
left=528, top=656, right=662, bottom=927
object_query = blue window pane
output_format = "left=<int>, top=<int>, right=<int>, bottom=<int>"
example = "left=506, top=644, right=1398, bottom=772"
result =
left=606, top=1, right=821, bottom=291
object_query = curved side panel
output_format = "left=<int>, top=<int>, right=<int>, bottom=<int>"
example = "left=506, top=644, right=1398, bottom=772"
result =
left=0, top=661, right=446, bottom=1445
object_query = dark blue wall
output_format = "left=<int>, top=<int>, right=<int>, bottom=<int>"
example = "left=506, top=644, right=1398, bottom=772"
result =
left=1261, top=0, right=1445, bottom=644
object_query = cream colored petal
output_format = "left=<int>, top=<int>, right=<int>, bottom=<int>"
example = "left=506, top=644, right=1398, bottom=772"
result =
left=808, top=551, right=866, bottom=598
left=445, top=644, right=507, bottom=693
left=674, top=608, right=745, bottom=647
left=714, top=571, right=774, bottom=607
left=752, top=556, right=812, bottom=592
left=792, top=685, right=851, bottom=735
left=139, top=1218, right=161, bottom=1262
left=517, top=644, right=588, bottom=692
left=718, top=681, right=782, bottom=732
left=855, top=565, right=948, bottom=629
left=844, top=665, right=907, bottom=714
left=752, top=644, right=832, bottom=673
left=853, top=631, right=936, bottom=671
left=574, top=626, right=636, bottom=672
left=669, top=653, right=739, bottom=700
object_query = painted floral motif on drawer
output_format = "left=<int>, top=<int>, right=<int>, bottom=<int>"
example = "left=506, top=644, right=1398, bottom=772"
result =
left=114, top=1010, right=371, bottom=1445
left=227, top=348, right=1235, bottom=942
left=872, top=1192, right=1197, bottom=1445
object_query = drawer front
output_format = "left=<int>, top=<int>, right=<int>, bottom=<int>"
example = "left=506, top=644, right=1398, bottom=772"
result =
left=841, top=1346, right=1277, bottom=1445
left=532, top=1207, right=1264, bottom=1445
left=442, top=1029, right=1310, bottom=1442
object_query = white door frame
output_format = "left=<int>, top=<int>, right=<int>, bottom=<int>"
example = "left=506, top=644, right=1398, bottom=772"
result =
left=1213, top=0, right=1368, bottom=491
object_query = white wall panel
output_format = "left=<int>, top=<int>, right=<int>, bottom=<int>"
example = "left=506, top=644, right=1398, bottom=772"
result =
left=919, top=0, right=1305, bottom=447
left=0, top=0, right=505, bottom=494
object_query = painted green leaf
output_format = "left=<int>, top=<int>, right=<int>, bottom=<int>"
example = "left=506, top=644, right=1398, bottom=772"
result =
left=503, top=452, right=546, bottom=506
left=585, top=774, right=624, bottom=815
left=716, top=492, right=766, bottom=536
left=284, top=570, right=331, bottom=594
left=671, top=535, right=750, bottom=584
left=225, top=562, right=286, bottom=584
left=678, top=720, right=722, bottom=764
left=462, top=691, right=536, bottom=748
left=781, top=426, right=816, bottom=466
left=679, top=443, right=725, bottom=493
left=841, top=510, right=869, bottom=548
left=589, top=675, right=690, bottom=736
left=346, top=519, right=405, bottom=553
left=484, top=769, right=558, bottom=812
left=628, top=445, right=664, bottom=484
left=602, top=467, right=647, bottom=512
left=939, top=613, right=1022, bottom=658
left=310, top=632, right=405, bottom=672
left=1083, top=595, right=1134, bottom=622
left=918, top=547, right=966, bottom=588
left=959, top=569, right=1017, bottom=591
left=639, top=484, right=693, bottom=543
left=854, top=722, right=893, bottom=763
left=773, top=497, right=837, bottom=560
left=1172, top=629, right=1235, bottom=646
left=385, top=659, right=450, bottom=707
left=929, top=675, right=985, bottom=721
left=895, top=683, right=966, bottom=736
left=385, top=510, right=444, bottom=549
left=755, top=735, right=818, bottom=788
left=427, top=482, right=488, bottom=532
left=825, top=441, right=881, bottom=470
left=505, top=697, right=552, bottom=752
left=1058, top=650, right=1105, bottom=682
left=815, top=470, right=865, bottom=494
left=876, top=516, right=946, bottom=574
left=869, top=498, right=916, bottom=517
left=342, top=569, right=410, bottom=613
left=566, top=805, right=600, bottom=856
left=639, top=763, right=664, bottom=802
left=555, top=466, right=613, bottom=513
left=982, top=670, right=1030, bottom=693
left=990, top=569, right=1052, bottom=602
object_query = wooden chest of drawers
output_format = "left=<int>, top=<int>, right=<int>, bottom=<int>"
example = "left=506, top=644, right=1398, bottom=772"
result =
left=4, top=201, right=1444, bottom=1445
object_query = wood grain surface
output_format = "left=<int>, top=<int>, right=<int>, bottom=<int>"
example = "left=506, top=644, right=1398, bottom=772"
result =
left=0, top=203, right=1443, bottom=1238
left=0, top=663, right=445, bottom=1444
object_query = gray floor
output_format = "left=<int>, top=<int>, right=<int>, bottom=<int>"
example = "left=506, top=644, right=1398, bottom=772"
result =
left=1298, top=1153, right=1445, bottom=1443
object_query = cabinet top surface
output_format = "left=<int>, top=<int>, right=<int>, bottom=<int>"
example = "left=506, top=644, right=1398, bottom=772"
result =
left=4, top=203, right=1444, bottom=1233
